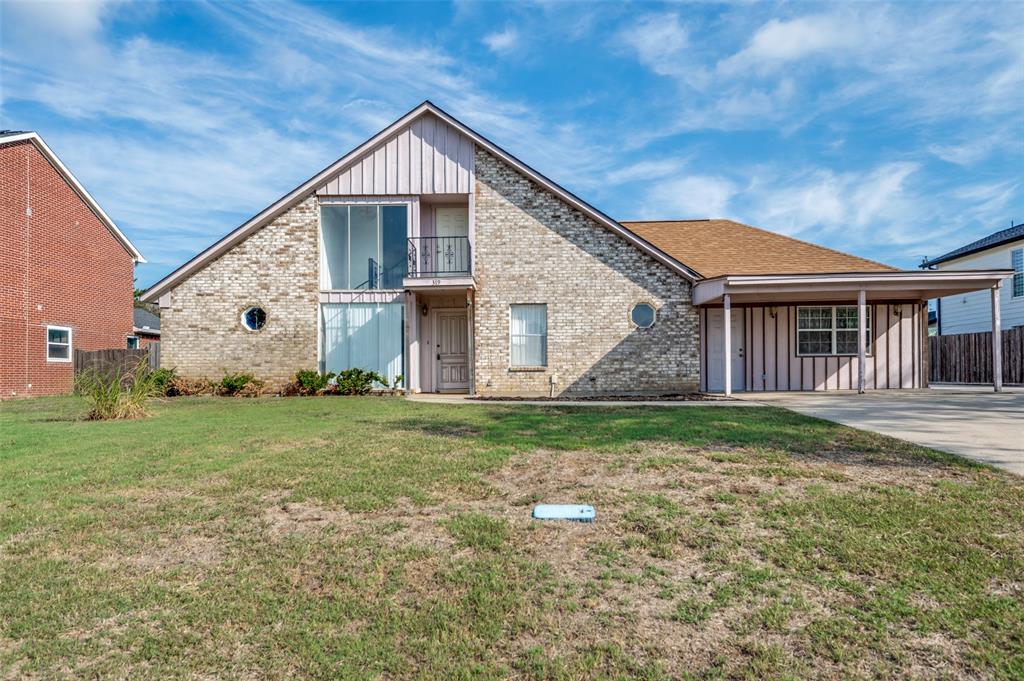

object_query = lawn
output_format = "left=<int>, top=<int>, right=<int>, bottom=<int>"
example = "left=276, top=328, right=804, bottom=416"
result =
left=1, top=396, right=1022, bottom=679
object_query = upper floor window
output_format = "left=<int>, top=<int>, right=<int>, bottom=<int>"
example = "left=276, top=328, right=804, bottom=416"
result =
left=46, top=325, right=72, bottom=362
left=320, top=204, right=408, bottom=290
left=1012, top=247, right=1023, bottom=299
left=797, top=306, right=872, bottom=356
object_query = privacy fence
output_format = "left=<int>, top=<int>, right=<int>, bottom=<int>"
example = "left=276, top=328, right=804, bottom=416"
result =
left=928, top=327, right=1024, bottom=385
left=73, top=347, right=159, bottom=377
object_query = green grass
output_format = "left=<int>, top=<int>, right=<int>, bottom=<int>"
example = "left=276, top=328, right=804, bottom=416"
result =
left=1, top=395, right=1021, bottom=679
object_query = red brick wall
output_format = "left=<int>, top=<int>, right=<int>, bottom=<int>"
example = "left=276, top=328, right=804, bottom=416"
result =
left=1, top=139, right=135, bottom=397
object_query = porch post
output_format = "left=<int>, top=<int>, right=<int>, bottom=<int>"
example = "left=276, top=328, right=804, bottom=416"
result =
left=723, top=293, right=732, bottom=397
left=992, top=283, right=1002, bottom=393
left=857, top=289, right=867, bottom=394
left=467, top=288, right=475, bottom=396
left=408, top=292, right=420, bottom=393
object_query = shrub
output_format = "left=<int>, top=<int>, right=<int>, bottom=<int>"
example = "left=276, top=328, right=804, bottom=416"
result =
left=335, top=368, right=387, bottom=395
left=295, top=369, right=334, bottom=395
left=74, top=358, right=162, bottom=420
left=167, top=377, right=214, bottom=396
left=150, top=367, right=177, bottom=395
left=219, top=372, right=260, bottom=396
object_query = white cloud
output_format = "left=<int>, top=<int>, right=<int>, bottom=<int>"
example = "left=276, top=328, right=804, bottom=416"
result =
left=482, top=27, right=519, bottom=54
left=619, top=13, right=706, bottom=87
left=645, top=175, right=737, bottom=219
left=718, top=14, right=865, bottom=74
left=605, top=158, right=689, bottom=184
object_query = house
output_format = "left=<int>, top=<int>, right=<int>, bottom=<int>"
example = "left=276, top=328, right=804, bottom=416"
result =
left=1, top=131, right=145, bottom=398
left=140, top=102, right=1011, bottom=395
left=130, top=307, right=161, bottom=348
left=921, top=223, right=1024, bottom=335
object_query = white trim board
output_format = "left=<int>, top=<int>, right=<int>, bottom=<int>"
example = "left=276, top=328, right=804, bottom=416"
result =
left=141, top=101, right=698, bottom=303
left=1, top=132, right=145, bottom=263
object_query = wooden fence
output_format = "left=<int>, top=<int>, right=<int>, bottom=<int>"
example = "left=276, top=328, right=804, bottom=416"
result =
left=73, top=348, right=157, bottom=377
left=928, top=326, right=1024, bottom=385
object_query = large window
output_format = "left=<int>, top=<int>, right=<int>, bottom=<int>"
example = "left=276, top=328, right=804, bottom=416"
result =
left=1013, top=247, right=1023, bottom=298
left=797, top=306, right=872, bottom=356
left=510, top=304, right=547, bottom=367
left=320, top=303, right=404, bottom=387
left=321, top=204, right=408, bottom=290
left=46, top=325, right=72, bottom=362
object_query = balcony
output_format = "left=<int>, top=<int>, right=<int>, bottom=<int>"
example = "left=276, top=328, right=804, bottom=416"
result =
left=407, top=236, right=472, bottom=279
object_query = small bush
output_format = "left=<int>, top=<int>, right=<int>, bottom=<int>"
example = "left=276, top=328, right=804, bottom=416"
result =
left=295, top=369, right=334, bottom=395
left=167, top=377, right=213, bottom=396
left=150, top=367, right=177, bottom=395
left=335, top=368, right=387, bottom=395
left=74, top=359, right=162, bottom=420
left=219, top=372, right=261, bottom=396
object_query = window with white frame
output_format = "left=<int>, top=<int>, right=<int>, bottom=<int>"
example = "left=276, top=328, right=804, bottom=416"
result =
left=1012, top=247, right=1023, bottom=298
left=126, top=336, right=140, bottom=349
left=510, top=304, right=547, bottom=367
left=46, top=326, right=72, bottom=362
left=797, top=306, right=871, bottom=356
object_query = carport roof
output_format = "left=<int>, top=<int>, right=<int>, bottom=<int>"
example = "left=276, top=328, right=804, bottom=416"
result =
left=692, top=270, right=1014, bottom=306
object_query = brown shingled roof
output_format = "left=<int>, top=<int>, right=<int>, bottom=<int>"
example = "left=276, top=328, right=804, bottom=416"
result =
left=621, top=219, right=898, bottom=279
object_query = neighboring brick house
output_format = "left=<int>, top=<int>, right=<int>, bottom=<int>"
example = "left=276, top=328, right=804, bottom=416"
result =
left=1, top=131, right=145, bottom=398
left=142, top=102, right=1011, bottom=395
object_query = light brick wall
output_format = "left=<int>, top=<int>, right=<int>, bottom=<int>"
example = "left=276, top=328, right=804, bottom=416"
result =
left=162, top=196, right=319, bottom=387
left=473, top=149, right=700, bottom=396
left=0, top=139, right=135, bottom=398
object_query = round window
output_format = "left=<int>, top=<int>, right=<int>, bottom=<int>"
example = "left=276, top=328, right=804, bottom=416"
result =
left=241, top=306, right=267, bottom=331
left=631, top=303, right=656, bottom=329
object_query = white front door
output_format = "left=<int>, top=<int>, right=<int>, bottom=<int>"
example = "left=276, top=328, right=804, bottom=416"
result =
left=436, top=309, right=469, bottom=392
left=706, top=308, right=745, bottom=392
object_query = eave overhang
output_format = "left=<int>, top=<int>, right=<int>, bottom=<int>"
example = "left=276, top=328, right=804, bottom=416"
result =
left=692, top=270, right=1014, bottom=306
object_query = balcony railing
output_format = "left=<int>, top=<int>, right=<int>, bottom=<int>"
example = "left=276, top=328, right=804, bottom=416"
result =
left=407, top=236, right=471, bottom=277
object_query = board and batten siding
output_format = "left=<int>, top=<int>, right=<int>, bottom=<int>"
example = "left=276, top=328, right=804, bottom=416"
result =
left=700, top=302, right=926, bottom=391
left=316, top=113, right=475, bottom=196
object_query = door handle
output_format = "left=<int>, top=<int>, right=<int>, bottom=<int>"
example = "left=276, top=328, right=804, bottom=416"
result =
left=437, top=353, right=441, bottom=360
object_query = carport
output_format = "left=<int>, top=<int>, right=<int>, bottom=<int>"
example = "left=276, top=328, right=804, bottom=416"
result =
left=693, top=270, right=1013, bottom=395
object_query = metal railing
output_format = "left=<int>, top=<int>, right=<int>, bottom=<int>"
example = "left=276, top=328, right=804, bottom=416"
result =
left=407, top=236, right=471, bottom=277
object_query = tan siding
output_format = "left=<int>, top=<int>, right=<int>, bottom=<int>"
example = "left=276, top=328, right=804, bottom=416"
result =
left=717, top=302, right=925, bottom=391
left=316, top=113, right=474, bottom=197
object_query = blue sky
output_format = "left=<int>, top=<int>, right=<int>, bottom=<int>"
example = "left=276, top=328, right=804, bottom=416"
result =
left=2, top=0, right=1022, bottom=287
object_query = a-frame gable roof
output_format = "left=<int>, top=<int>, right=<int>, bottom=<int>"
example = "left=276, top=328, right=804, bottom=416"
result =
left=141, top=101, right=697, bottom=302
left=1, top=131, right=145, bottom=263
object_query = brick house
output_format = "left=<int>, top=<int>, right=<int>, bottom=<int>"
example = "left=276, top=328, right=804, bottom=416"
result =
left=141, top=102, right=1011, bottom=395
left=1, top=131, right=145, bottom=398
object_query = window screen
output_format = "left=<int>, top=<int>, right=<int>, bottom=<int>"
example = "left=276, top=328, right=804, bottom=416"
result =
left=797, top=306, right=871, bottom=356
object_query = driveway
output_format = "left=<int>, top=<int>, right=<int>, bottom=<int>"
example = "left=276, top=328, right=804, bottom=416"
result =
left=739, top=386, right=1024, bottom=475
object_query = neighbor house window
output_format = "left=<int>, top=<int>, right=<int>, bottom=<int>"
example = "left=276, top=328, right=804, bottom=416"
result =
left=320, top=203, right=408, bottom=290
left=1013, top=247, right=1023, bottom=298
left=46, top=325, right=72, bottom=362
left=797, top=306, right=872, bottom=356
left=510, top=304, right=547, bottom=367
left=126, top=336, right=140, bottom=349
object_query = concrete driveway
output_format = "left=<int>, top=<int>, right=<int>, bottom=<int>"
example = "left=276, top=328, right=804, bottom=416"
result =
left=739, top=386, right=1024, bottom=475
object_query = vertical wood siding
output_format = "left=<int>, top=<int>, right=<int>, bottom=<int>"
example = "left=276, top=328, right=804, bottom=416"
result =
left=703, top=303, right=925, bottom=391
left=316, top=113, right=475, bottom=196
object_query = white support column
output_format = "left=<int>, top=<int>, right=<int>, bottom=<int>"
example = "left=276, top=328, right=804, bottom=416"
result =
left=857, top=289, right=867, bottom=394
left=467, top=288, right=475, bottom=396
left=723, top=294, right=732, bottom=397
left=408, top=291, right=420, bottom=393
left=992, top=283, right=1002, bottom=393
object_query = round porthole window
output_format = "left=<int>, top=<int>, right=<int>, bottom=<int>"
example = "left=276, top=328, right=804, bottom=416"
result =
left=241, top=306, right=267, bottom=331
left=631, top=303, right=656, bottom=329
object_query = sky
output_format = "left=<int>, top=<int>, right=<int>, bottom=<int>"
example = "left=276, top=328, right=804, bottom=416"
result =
left=2, top=0, right=1022, bottom=288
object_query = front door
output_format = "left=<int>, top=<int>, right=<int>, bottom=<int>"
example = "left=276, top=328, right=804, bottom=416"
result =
left=706, top=308, right=745, bottom=392
left=436, top=309, right=469, bottom=392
